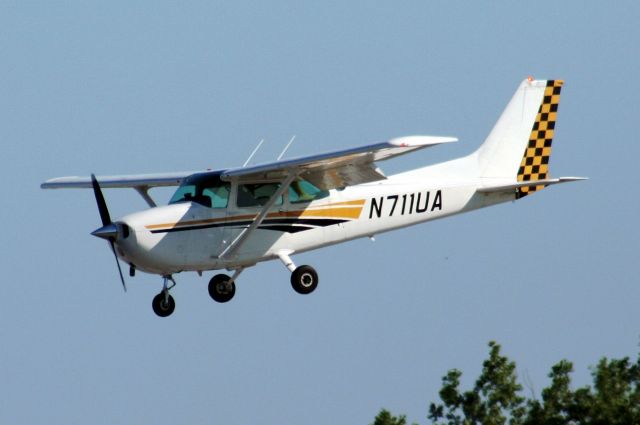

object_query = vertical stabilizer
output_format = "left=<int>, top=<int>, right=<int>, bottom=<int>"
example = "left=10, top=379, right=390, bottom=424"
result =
left=475, top=79, right=564, bottom=198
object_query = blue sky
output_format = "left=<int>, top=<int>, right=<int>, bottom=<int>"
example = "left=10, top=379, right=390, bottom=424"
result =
left=2, top=2, right=638, bottom=424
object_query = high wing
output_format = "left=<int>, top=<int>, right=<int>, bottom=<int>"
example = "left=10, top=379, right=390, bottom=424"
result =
left=41, top=135, right=455, bottom=207
left=41, top=135, right=455, bottom=192
left=41, top=171, right=197, bottom=189
left=221, top=135, right=457, bottom=190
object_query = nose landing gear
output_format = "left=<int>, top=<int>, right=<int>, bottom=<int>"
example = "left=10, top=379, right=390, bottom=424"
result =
left=152, top=275, right=176, bottom=317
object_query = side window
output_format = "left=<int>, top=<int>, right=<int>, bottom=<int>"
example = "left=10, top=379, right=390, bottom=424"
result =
left=203, top=183, right=230, bottom=208
left=289, top=179, right=329, bottom=204
left=237, top=183, right=283, bottom=208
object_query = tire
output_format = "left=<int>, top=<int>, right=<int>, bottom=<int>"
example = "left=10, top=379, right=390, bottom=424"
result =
left=291, top=265, right=318, bottom=295
left=152, top=293, right=175, bottom=317
left=208, top=274, right=236, bottom=303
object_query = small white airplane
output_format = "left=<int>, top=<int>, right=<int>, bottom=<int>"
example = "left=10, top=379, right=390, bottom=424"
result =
left=42, top=78, right=585, bottom=317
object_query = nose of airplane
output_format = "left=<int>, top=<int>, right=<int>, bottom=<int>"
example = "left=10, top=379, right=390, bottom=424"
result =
left=90, top=221, right=131, bottom=242
left=91, top=223, right=118, bottom=240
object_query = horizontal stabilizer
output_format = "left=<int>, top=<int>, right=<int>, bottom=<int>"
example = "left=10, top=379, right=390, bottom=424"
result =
left=477, top=177, right=587, bottom=194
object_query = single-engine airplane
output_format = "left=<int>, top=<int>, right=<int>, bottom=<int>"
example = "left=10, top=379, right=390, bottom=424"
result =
left=42, top=78, right=586, bottom=317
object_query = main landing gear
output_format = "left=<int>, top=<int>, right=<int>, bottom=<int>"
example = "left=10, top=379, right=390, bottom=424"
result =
left=279, top=251, right=319, bottom=295
left=290, top=265, right=318, bottom=294
left=205, top=252, right=319, bottom=305
left=208, top=271, right=239, bottom=303
left=152, top=275, right=176, bottom=317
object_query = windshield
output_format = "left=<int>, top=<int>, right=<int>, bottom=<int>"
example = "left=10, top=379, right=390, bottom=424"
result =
left=169, top=173, right=230, bottom=208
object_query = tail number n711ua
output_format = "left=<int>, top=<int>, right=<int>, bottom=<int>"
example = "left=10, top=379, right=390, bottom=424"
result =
left=42, top=78, right=586, bottom=317
left=369, top=190, right=443, bottom=219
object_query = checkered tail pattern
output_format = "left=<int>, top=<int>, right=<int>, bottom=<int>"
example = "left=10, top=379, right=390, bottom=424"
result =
left=516, top=80, right=563, bottom=199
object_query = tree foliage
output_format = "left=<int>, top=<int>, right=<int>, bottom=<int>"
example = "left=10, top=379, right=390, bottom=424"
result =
left=372, top=409, right=408, bottom=425
left=373, top=341, right=640, bottom=425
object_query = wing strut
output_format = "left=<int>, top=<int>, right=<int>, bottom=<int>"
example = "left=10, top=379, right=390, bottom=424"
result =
left=134, top=186, right=157, bottom=207
left=219, top=171, right=299, bottom=260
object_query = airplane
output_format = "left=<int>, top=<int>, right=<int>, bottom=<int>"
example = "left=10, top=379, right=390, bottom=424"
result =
left=42, top=78, right=586, bottom=317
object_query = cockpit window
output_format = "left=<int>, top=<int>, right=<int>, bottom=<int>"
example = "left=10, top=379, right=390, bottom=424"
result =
left=169, top=173, right=230, bottom=208
left=237, top=183, right=283, bottom=208
left=289, top=179, right=329, bottom=203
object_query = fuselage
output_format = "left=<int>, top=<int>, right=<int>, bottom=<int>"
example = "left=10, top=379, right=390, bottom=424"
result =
left=114, top=155, right=514, bottom=275
left=40, top=79, right=581, bottom=317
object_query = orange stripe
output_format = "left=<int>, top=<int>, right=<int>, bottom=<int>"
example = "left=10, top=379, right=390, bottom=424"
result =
left=322, top=199, right=365, bottom=207
left=267, top=207, right=363, bottom=219
left=295, top=207, right=363, bottom=219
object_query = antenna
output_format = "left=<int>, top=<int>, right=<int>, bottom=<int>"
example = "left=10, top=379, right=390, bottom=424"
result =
left=243, top=138, right=264, bottom=167
left=277, top=135, right=296, bottom=161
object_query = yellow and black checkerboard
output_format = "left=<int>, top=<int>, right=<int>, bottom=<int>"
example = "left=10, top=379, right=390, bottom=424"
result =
left=516, top=80, right=563, bottom=199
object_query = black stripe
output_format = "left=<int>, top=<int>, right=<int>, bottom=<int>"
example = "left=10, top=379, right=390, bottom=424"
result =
left=259, top=225, right=315, bottom=233
left=150, top=217, right=348, bottom=234
left=150, top=220, right=252, bottom=234
left=262, top=218, right=346, bottom=227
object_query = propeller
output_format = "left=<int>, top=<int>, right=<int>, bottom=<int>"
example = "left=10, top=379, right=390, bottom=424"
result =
left=90, top=173, right=127, bottom=292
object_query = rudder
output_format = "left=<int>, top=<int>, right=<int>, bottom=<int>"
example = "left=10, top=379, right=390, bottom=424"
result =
left=516, top=80, right=563, bottom=198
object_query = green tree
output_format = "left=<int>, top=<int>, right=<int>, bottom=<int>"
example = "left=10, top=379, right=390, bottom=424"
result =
left=427, top=341, right=524, bottom=425
left=374, top=342, right=640, bottom=425
left=525, top=356, right=640, bottom=425
left=524, top=360, right=576, bottom=424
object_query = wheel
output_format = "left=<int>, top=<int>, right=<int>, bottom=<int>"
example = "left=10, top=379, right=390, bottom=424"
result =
left=152, top=292, right=175, bottom=317
left=291, top=265, right=318, bottom=295
left=208, top=274, right=236, bottom=303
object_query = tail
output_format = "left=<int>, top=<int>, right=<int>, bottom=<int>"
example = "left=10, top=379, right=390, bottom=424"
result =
left=474, top=78, right=583, bottom=198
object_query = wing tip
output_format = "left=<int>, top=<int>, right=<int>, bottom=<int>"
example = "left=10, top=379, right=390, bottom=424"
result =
left=388, top=135, right=458, bottom=147
left=41, top=176, right=80, bottom=189
left=558, top=176, right=588, bottom=182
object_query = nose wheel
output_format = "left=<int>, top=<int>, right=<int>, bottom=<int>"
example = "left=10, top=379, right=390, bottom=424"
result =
left=152, top=275, right=177, bottom=317
left=152, top=292, right=175, bottom=317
